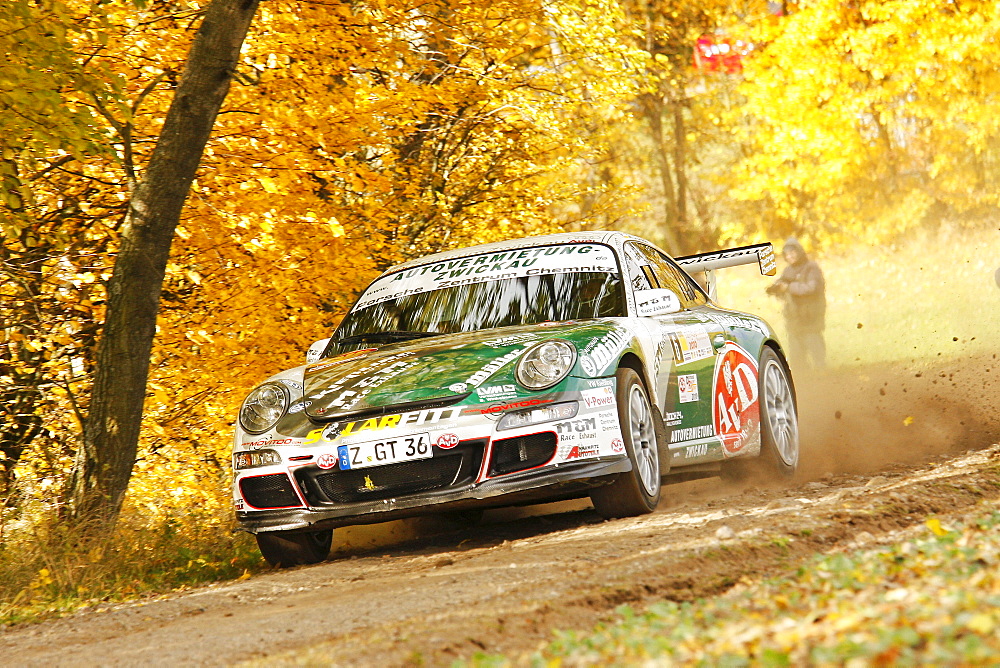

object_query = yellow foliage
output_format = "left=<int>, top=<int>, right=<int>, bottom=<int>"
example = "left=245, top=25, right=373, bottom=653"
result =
left=731, top=0, right=1000, bottom=242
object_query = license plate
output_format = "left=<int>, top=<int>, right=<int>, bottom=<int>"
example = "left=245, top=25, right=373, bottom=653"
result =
left=337, top=433, right=432, bottom=470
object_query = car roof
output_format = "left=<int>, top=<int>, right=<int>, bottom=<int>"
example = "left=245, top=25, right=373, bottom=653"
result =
left=380, top=230, right=653, bottom=278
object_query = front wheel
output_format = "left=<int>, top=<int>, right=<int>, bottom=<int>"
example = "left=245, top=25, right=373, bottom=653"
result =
left=590, top=367, right=661, bottom=518
left=256, top=529, right=333, bottom=568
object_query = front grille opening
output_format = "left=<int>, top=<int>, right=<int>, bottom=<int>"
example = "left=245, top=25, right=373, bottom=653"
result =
left=489, top=432, right=557, bottom=476
left=239, top=474, right=302, bottom=509
left=298, top=439, right=486, bottom=505
left=312, top=455, right=462, bottom=503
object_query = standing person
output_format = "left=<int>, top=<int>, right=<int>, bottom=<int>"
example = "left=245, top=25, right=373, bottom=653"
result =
left=766, top=238, right=826, bottom=370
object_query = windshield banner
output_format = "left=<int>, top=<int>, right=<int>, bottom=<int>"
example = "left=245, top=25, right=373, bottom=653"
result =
left=355, top=243, right=620, bottom=311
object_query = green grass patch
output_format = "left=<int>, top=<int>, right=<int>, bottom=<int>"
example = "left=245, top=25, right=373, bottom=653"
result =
left=715, top=224, right=999, bottom=368
left=469, top=502, right=1000, bottom=666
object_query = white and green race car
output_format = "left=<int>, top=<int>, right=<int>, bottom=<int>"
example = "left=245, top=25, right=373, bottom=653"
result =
left=232, top=232, right=798, bottom=566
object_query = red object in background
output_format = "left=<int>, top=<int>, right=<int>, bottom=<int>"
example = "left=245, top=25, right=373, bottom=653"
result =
left=694, top=34, right=753, bottom=74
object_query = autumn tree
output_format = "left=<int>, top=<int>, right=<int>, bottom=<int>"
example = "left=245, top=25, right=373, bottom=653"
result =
left=65, top=0, right=261, bottom=525
left=731, top=0, right=1000, bottom=242
left=2, top=0, right=648, bottom=531
left=0, top=0, right=121, bottom=501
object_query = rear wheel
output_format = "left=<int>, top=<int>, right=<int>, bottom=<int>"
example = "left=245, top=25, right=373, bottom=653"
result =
left=256, top=529, right=333, bottom=568
left=758, top=348, right=799, bottom=476
left=722, top=347, right=798, bottom=482
left=590, top=367, right=661, bottom=518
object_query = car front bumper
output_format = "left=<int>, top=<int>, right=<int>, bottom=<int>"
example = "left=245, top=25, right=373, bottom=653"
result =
left=236, top=455, right=631, bottom=533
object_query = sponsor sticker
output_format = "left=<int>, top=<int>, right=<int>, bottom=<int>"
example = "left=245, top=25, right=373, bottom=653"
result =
left=436, top=433, right=460, bottom=449
left=581, top=386, right=615, bottom=409
left=242, top=437, right=293, bottom=449
left=712, top=342, right=760, bottom=454
left=563, top=443, right=601, bottom=460
left=555, top=417, right=596, bottom=433
left=308, top=348, right=378, bottom=373
left=463, top=398, right=554, bottom=416
left=317, top=453, right=339, bottom=469
left=483, top=333, right=540, bottom=348
left=465, top=348, right=526, bottom=387
left=552, top=408, right=623, bottom=462
left=663, top=410, right=683, bottom=427
left=669, top=329, right=713, bottom=365
left=678, top=374, right=699, bottom=403
left=449, top=382, right=468, bottom=393
left=713, top=313, right=770, bottom=337
left=355, top=244, right=618, bottom=311
left=579, top=328, right=630, bottom=376
left=684, top=443, right=709, bottom=458
left=303, top=407, right=463, bottom=445
left=476, top=384, right=518, bottom=402
left=670, top=425, right=714, bottom=443
left=234, top=498, right=245, bottom=511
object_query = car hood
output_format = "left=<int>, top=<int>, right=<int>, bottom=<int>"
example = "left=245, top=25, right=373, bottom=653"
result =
left=300, top=321, right=617, bottom=419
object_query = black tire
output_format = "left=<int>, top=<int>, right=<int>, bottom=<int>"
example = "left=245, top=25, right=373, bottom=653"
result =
left=589, top=367, right=661, bottom=518
left=721, top=347, right=799, bottom=482
left=256, top=529, right=333, bottom=568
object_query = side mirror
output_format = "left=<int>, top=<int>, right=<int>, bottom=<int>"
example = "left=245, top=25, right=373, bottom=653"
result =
left=306, top=338, right=331, bottom=364
left=635, top=289, right=682, bottom=317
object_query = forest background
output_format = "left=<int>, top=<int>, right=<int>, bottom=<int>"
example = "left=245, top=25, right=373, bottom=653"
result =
left=1, top=0, right=999, bottom=619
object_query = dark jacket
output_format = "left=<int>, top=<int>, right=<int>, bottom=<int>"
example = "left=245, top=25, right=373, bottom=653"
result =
left=774, top=257, right=826, bottom=332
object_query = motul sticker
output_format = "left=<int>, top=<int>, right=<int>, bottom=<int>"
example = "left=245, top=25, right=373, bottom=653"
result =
left=711, top=342, right=760, bottom=454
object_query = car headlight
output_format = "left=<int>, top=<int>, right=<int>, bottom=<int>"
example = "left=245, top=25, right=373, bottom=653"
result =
left=233, top=449, right=282, bottom=470
left=239, top=383, right=289, bottom=434
left=515, top=340, right=576, bottom=390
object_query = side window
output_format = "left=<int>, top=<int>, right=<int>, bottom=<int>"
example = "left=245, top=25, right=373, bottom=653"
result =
left=632, top=244, right=708, bottom=308
left=623, top=246, right=654, bottom=292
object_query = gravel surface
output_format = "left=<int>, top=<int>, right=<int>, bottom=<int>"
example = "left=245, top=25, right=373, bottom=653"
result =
left=2, top=353, right=998, bottom=667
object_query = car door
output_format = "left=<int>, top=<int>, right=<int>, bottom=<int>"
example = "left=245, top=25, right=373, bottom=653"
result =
left=625, top=243, right=727, bottom=464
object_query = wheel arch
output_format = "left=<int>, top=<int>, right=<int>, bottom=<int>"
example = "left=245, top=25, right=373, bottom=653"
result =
left=616, top=351, right=671, bottom=476
left=616, top=351, right=649, bottom=390
left=762, top=339, right=797, bottom=406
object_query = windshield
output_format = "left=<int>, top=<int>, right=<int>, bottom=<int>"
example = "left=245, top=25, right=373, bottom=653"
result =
left=330, top=243, right=624, bottom=351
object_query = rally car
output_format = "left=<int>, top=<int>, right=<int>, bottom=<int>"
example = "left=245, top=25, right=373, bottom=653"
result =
left=233, top=232, right=799, bottom=566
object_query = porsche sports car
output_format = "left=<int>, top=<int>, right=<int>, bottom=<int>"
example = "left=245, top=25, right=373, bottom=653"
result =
left=232, top=232, right=799, bottom=566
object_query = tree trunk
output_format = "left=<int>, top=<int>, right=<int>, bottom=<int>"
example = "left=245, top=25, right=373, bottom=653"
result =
left=670, top=98, right=688, bottom=234
left=641, top=94, right=682, bottom=256
left=68, top=0, right=260, bottom=527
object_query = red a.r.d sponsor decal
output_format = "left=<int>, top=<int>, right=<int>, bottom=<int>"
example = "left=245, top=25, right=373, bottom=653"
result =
left=712, top=342, right=759, bottom=454
left=317, top=453, right=339, bottom=469
left=436, top=433, right=460, bottom=449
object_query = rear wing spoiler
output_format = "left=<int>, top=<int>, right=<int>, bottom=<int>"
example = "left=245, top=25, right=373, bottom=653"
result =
left=675, top=242, right=777, bottom=301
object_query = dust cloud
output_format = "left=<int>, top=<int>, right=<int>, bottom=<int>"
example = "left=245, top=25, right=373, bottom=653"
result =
left=795, top=351, right=1000, bottom=478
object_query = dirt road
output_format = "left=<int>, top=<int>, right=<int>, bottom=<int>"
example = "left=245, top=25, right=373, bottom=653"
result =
left=3, top=353, right=999, bottom=666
